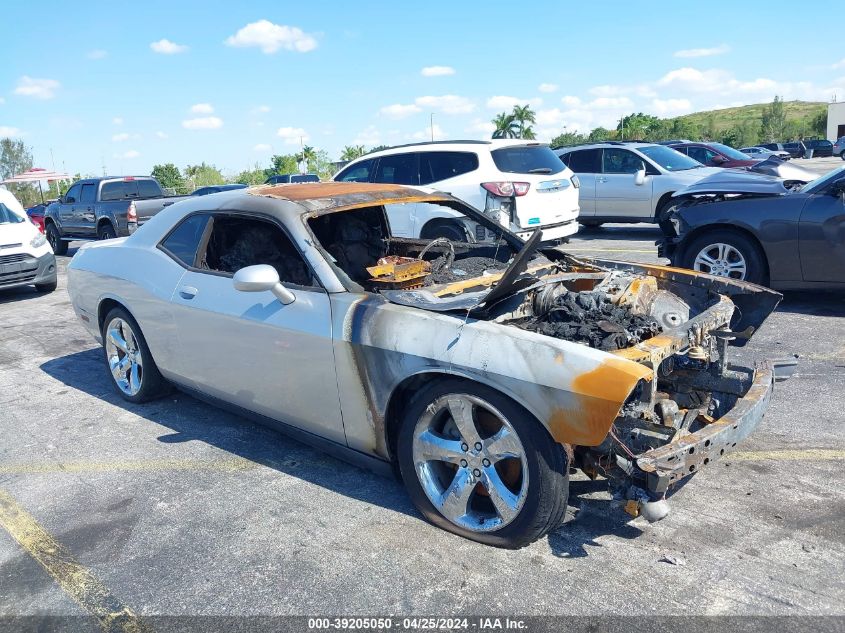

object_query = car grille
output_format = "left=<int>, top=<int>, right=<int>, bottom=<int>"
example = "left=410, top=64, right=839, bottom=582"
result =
left=0, top=253, right=28, bottom=264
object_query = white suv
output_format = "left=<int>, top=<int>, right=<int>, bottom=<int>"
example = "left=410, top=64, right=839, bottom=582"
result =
left=0, top=188, right=57, bottom=292
left=555, top=142, right=720, bottom=227
left=333, top=140, right=580, bottom=242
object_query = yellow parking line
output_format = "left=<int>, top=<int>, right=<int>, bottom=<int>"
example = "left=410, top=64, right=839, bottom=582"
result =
left=730, top=449, right=845, bottom=462
left=0, top=488, right=151, bottom=633
left=0, top=457, right=257, bottom=475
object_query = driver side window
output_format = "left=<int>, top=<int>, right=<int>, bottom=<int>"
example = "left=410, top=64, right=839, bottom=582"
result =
left=64, top=183, right=82, bottom=204
left=201, top=215, right=316, bottom=287
left=602, top=149, right=642, bottom=174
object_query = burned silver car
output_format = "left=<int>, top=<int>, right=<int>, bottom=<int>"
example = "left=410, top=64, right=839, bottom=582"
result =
left=67, top=182, right=789, bottom=548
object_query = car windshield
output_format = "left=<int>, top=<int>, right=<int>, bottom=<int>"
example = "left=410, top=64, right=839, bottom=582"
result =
left=638, top=145, right=703, bottom=171
left=799, top=166, right=845, bottom=195
left=491, top=145, right=564, bottom=175
left=0, top=202, right=26, bottom=224
left=708, top=143, right=751, bottom=160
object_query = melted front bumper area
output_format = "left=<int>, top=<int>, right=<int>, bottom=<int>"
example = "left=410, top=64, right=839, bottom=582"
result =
left=634, top=360, right=773, bottom=494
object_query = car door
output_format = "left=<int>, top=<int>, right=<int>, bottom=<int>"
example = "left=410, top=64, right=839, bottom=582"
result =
left=77, top=182, right=97, bottom=238
left=595, top=148, right=653, bottom=219
left=370, top=153, right=420, bottom=237
left=166, top=211, right=345, bottom=444
left=415, top=151, right=481, bottom=237
left=58, top=182, right=82, bottom=234
left=560, top=149, right=600, bottom=216
left=798, top=179, right=845, bottom=283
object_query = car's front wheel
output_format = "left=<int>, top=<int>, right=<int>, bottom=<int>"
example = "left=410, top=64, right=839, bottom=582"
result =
left=45, top=223, right=67, bottom=255
left=101, top=307, right=170, bottom=402
left=681, top=230, right=767, bottom=285
left=397, top=379, right=569, bottom=548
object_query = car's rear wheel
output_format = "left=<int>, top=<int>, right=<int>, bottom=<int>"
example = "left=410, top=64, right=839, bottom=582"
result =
left=98, top=223, right=117, bottom=240
left=45, top=223, right=67, bottom=255
left=420, top=220, right=467, bottom=242
left=397, top=379, right=569, bottom=548
left=101, top=307, right=170, bottom=402
left=840, top=150, right=845, bottom=160
left=682, top=230, right=767, bottom=285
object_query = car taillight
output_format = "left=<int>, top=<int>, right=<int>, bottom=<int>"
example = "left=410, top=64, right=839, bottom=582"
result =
left=481, top=182, right=530, bottom=197
left=127, top=200, right=137, bottom=222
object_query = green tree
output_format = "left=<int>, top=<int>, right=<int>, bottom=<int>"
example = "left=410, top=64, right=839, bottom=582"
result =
left=511, top=104, right=537, bottom=139
left=235, top=163, right=268, bottom=185
left=340, top=145, right=366, bottom=161
left=809, top=110, right=827, bottom=138
left=760, top=96, right=787, bottom=142
left=669, top=118, right=700, bottom=141
left=367, top=145, right=391, bottom=154
left=617, top=113, right=661, bottom=140
left=587, top=127, right=614, bottom=142
left=151, top=163, right=187, bottom=194
left=491, top=112, right=518, bottom=139
left=550, top=127, right=587, bottom=148
left=184, top=162, right=225, bottom=189
left=295, top=145, right=318, bottom=172
left=269, top=153, right=299, bottom=176
left=0, top=137, right=37, bottom=205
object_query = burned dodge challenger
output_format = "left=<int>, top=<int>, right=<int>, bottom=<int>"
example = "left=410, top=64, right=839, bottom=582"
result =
left=67, top=182, right=790, bottom=548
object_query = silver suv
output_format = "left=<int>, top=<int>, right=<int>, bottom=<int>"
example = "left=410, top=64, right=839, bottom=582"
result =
left=555, top=142, right=719, bottom=227
left=834, top=136, right=845, bottom=160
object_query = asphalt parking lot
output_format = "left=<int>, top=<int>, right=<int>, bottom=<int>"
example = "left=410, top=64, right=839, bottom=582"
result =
left=1, top=217, right=844, bottom=625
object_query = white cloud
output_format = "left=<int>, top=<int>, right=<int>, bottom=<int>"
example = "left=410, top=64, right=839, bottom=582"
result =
left=14, top=76, right=60, bottom=100
left=252, top=105, right=271, bottom=114
left=182, top=116, right=223, bottom=130
left=225, top=20, right=317, bottom=54
left=674, top=44, right=730, bottom=58
left=254, top=143, right=272, bottom=152
left=112, top=117, right=123, bottom=125
left=833, top=59, right=845, bottom=69
left=651, top=98, right=693, bottom=116
left=411, top=123, right=446, bottom=141
left=539, top=83, right=559, bottom=93
left=87, top=49, right=108, bottom=60
left=115, top=150, right=140, bottom=159
left=486, top=95, right=542, bottom=110
left=421, top=66, right=455, bottom=77
left=560, top=95, right=581, bottom=107
left=0, top=126, right=22, bottom=137
left=150, top=39, right=188, bottom=54
left=588, top=96, right=634, bottom=109
left=657, top=67, right=777, bottom=96
left=464, top=119, right=495, bottom=137
left=111, top=132, right=130, bottom=142
left=277, top=126, right=308, bottom=144
left=415, top=95, right=475, bottom=114
left=352, top=125, right=381, bottom=147
left=379, top=103, right=422, bottom=119
left=190, top=103, right=214, bottom=114
left=155, top=131, right=168, bottom=139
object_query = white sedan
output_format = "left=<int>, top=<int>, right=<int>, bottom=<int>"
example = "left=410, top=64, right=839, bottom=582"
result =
left=740, top=146, right=791, bottom=161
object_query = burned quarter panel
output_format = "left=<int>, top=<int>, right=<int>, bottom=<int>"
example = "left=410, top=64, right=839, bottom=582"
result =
left=329, top=292, right=652, bottom=459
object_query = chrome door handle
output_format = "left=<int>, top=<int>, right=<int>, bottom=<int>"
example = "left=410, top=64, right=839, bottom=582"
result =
left=178, top=285, right=198, bottom=299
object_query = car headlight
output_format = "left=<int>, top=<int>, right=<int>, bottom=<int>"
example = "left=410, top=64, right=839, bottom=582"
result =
left=31, top=232, right=47, bottom=248
left=571, top=175, right=581, bottom=189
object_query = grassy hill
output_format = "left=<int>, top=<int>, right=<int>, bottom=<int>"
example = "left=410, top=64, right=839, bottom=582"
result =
left=668, top=100, right=826, bottom=136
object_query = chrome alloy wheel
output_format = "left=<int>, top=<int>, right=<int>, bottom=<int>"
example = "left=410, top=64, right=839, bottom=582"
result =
left=693, top=242, right=747, bottom=280
left=412, top=394, right=529, bottom=532
left=104, top=317, right=143, bottom=396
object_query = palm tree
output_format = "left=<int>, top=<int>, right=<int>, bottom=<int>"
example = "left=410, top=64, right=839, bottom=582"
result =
left=492, top=112, right=518, bottom=139
left=521, top=126, right=537, bottom=140
left=511, top=104, right=537, bottom=139
left=295, top=145, right=317, bottom=172
left=340, top=145, right=366, bottom=161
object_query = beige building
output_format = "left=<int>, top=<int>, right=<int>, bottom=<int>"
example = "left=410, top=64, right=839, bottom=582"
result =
left=828, top=101, right=845, bottom=140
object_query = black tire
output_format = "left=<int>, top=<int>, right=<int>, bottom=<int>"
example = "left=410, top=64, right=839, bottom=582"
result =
left=98, top=223, right=117, bottom=240
left=420, top=220, right=466, bottom=242
left=680, top=229, right=767, bottom=285
left=579, top=220, right=603, bottom=228
left=101, top=306, right=171, bottom=403
left=35, top=280, right=57, bottom=293
left=840, top=150, right=845, bottom=161
left=655, top=195, right=676, bottom=234
left=45, top=223, right=68, bottom=255
left=397, top=378, right=569, bottom=549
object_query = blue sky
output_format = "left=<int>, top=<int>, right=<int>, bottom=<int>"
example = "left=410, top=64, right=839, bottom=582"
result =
left=1, top=0, right=843, bottom=177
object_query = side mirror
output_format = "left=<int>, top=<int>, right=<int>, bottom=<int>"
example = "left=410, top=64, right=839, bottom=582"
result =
left=232, top=264, right=296, bottom=305
left=634, top=163, right=646, bottom=186
left=64, top=196, right=75, bottom=204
